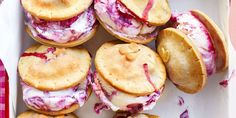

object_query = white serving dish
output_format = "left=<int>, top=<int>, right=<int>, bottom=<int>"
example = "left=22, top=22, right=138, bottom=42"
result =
left=0, top=0, right=235, bottom=118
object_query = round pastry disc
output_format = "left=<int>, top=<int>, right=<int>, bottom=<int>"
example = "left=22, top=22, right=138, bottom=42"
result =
left=119, top=0, right=171, bottom=25
left=156, top=28, right=207, bottom=94
left=18, top=45, right=91, bottom=91
left=190, top=10, right=228, bottom=72
left=95, top=41, right=166, bottom=96
left=17, top=110, right=79, bottom=118
left=21, top=0, right=93, bottom=21
left=24, top=105, right=79, bottom=117
left=113, top=112, right=159, bottom=118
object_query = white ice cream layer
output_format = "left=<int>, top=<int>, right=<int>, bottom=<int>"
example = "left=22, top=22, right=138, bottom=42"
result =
left=173, top=12, right=216, bottom=75
left=26, top=8, right=96, bottom=43
left=22, top=78, right=89, bottom=112
left=90, top=72, right=162, bottom=112
left=94, top=0, right=157, bottom=38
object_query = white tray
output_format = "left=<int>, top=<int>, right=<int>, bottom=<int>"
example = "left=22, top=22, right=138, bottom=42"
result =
left=0, top=0, right=235, bottom=118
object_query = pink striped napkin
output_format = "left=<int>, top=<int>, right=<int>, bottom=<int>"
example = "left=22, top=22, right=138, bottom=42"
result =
left=0, top=60, right=9, bottom=118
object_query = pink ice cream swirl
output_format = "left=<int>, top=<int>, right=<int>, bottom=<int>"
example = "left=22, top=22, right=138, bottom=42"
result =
left=90, top=72, right=162, bottom=114
left=22, top=75, right=90, bottom=112
left=171, top=12, right=217, bottom=76
left=25, top=7, right=97, bottom=43
left=94, top=0, right=158, bottom=40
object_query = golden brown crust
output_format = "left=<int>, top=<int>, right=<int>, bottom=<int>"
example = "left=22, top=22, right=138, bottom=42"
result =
left=26, top=26, right=97, bottom=48
left=119, top=0, right=171, bottom=26
left=113, top=112, right=160, bottom=118
left=96, top=15, right=156, bottom=44
left=95, top=41, right=166, bottom=96
left=87, top=86, right=93, bottom=97
left=26, top=104, right=79, bottom=116
left=17, top=110, right=78, bottom=118
left=18, top=45, right=91, bottom=91
left=190, top=10, right=228, bottom=72
left=21, top=0, right=93, bottom=21
left=157, top=28, right=207, bottom=94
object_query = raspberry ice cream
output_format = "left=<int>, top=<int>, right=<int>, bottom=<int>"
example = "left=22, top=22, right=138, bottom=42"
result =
left=94, top=0, right=158, bottom=40
left=171, top=12, right=217, bottom=76
left=90, top=72, right=162, bottom=113
left=25, top=7, right=97, bottom=43
left=22, top=78, right=90, bottom=112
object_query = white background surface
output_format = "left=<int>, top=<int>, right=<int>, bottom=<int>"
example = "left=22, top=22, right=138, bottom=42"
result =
left=0, top=0, right=235, bottom=118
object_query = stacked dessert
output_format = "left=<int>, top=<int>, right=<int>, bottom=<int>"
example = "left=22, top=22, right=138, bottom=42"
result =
left=156, top=10, right=228, bottom=93
left=94, top=0, right=171, bottom=43
left=18, top=45, right=92, bottom=115
left=21, top=0, right=98, bottom=47
left=18, top=0, right=96, bottom=116
left=17, top=0, right=229, bottom=117
left=91, top=42, right=166, bottom=113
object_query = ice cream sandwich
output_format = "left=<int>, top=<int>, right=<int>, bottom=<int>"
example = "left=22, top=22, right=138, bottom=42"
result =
left=94, top=0, right=171, bottom=44
left=17, top=110, right=79, bottom=118
left=91, top=41, right=166, bottom=113
left=21, top=0, right=98, bottom=47
left=18, top=45, right=92, bottom=115
left=156, top=10, right=228, bottom=93
left=113, top=112, right=160, bottom=118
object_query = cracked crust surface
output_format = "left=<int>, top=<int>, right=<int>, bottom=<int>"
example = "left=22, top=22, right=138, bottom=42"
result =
left=21, top=0, right=93, bottom=21
left=95, top=41, right=166, bottom=96
left=18, top=45, right=91, bottom=91
left=119, top=0, right=171, bottom=25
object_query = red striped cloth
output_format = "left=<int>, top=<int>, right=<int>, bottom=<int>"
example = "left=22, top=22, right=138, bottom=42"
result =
left=0, top=60, right=9, bottom=118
